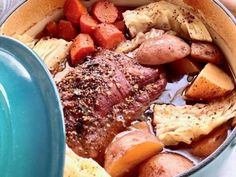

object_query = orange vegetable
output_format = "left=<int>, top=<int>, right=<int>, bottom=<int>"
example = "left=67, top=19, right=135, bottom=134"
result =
left=58, top=20, right=78, bottom=41
left=188, top=124, right=228, bottom=158
left=94, top=23, right=125, bottom=49
left=80, top=14, right=99, bottom=35
left=64, top=0, right=88, bottom=24
left=70, top=33, right=95, bottom=65
left=45, top=21, right=59, bottom=37
left=92, top=0, right=118, bottom=23
left=104, top=130, right=163, bottom=177
left=169, top=57, right=201, bottom=75
left=114, top=20, right=126, bottom=33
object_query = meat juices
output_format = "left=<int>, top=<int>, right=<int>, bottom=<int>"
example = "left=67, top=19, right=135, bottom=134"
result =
left=57, top=50, right=167, bottom=163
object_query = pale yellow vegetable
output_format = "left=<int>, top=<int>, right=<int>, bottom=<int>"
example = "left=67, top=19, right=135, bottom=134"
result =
left=185, top=63, right=234, bottom=100
left=169, top=57, right=201, bottom=75
left=64, top=146, right=111, bottom=177
left=153, top=92, right=236, bottom=146
left=116, top=28, right=165, bottom=53
left=13, top=34, right=38, bottom=48
left=123, top=1, right=212, bottom=41
left=33, top=38, right=71, bottom=73
left=104, top=130, right=163, bottom=177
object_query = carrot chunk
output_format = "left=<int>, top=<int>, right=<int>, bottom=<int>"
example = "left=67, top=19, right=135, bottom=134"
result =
left=64, top=0, right=88, bottom=24
left=92, top=0, right=118, bottom=23
left=94, top=23, right=125, bottom=49
left=70, top=33, right=95, bottom=65
left=58, top=20, right=78, bottom=41
left=45, top=21, right=59, bottom=37
left=80, top=14, right=99, bottom=35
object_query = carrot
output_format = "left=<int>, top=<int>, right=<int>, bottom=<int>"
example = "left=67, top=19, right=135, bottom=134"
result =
left=58, top=20, right=78, bottom=41
left=80, top=14, right=99, bottom=35
left=114, top=20, right=126, bottom=33
left=94, top=23, right=125, bottom=49
left=45, top=21, right=59, bottom=37
left=70, top=33, right=95, bottom=65
left=92, top=0, right=118, bottom=23
left=64, top=0, right=88, bottom=24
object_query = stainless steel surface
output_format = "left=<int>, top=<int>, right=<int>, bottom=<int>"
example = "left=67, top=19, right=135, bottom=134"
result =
left=0, top=0, right=236, bottom=176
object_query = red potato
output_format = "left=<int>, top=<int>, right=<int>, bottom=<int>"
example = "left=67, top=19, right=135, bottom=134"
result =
left=92, top=0, right=118, bottom=23
left=104, top=130, right=164, bottom=177
left=64, top=0, right=88, bottom=24
left=45, top=21, right=59, bottom=37
left=191, top=42, right=224, bottom=64
left=139, top=152, right=193, bottom=177
left=70, top=33, right=95, bottom=65
left=136, top=34, right=191, bottom=65
left=188, top=124, right=229, bottom=158
left=58, top=20, right=78, bottom=41
left=80, top=14, right=98, bottom=35
left=94, top=23, right=125, bottom=49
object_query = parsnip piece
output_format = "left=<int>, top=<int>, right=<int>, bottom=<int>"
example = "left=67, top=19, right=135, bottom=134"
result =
left=13, top=34, right=38, bottom=48
left=185, top=63, right=234, bottom=100
left=123, top=1, right=212, bottom=41
left=153, top=92, right=236, bottom=146
left=64, top=147, right=111, bottom=177
left=104, top=130, right=163, bottom=177
left=33, top=38, right=71, bottom=72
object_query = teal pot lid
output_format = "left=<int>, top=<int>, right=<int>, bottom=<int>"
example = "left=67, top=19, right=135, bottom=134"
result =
left=0, top=36, right=65, bottom=177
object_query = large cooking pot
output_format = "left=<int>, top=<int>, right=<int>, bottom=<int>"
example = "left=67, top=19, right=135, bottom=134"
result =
left=1, top=0, right=236, bottom=177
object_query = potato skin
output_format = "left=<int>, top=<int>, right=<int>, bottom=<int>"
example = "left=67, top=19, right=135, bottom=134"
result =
left=139, top=152, right=193, bottom=177
left=135, top=34, right=190, bottom=65
left=188, top=124, right=228, bottom=158
left=191, top=42, right=223, bottom=64
left=104, top=130, right=163, bottom=177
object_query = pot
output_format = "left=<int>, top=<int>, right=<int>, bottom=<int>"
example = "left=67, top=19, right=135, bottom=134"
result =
left=1, top=0, right=236, bottom=177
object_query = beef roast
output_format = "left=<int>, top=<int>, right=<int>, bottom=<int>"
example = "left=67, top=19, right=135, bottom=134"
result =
left=57, top=50, right=167, bottom=163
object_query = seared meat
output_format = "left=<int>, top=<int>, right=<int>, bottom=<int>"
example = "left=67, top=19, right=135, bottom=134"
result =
left=57, top=50, right=167, bottom=163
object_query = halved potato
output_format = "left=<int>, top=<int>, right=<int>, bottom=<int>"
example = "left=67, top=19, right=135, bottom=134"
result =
left=139, top=152, right=193, bottom=177
left=185, top=63, right=234, bottom=100
left=104, top=130, right=163, bottom=177
left=188, top=124, right=229, bottom=158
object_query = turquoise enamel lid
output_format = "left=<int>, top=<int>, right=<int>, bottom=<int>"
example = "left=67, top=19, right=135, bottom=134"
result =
left=0, top=36, right=65, bottom=177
